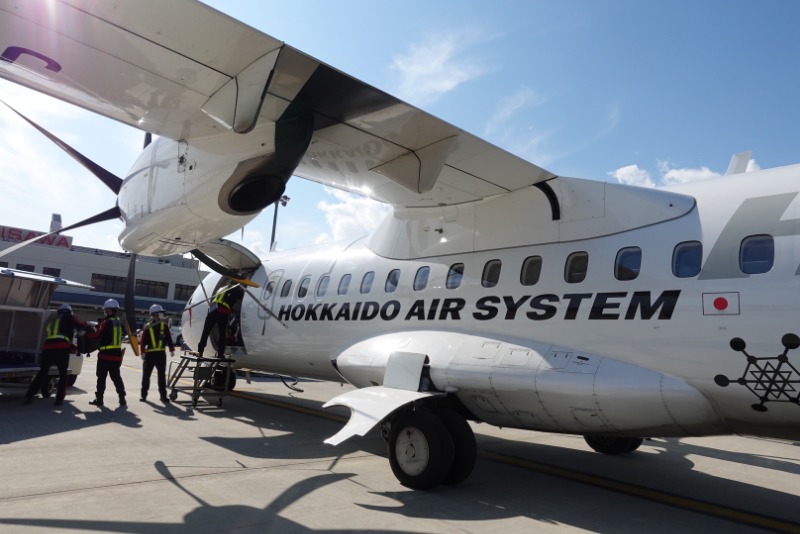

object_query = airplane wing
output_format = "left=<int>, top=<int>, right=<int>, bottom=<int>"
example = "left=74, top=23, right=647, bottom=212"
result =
left=0, top=0, right=555, bottom=208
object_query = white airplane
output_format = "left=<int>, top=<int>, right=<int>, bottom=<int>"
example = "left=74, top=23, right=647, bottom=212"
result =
left=1, top=0, right=799, bottom=490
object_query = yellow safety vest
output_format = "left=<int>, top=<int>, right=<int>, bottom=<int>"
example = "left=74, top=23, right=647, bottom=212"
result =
left=212, top=288, right=232, bottom=311
left=146, top=322, right=166, bottom=353
left=99, top=318, right=123, bottom=350
left=45, top=318, right=70, bottom=343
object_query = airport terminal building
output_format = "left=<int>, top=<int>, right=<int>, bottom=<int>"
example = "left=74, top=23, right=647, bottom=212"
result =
left=0, top=217, right=207, bottom=325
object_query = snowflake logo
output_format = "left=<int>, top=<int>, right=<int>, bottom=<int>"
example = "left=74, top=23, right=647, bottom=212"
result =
left=714, top=334, right=800, bottom=412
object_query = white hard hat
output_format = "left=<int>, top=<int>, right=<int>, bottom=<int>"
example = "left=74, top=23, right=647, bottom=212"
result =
left=58, top=303, right=72, bottom=313
left=149, top=304, right=164, bottom=314
left=103, top=298, right=120, bottom=310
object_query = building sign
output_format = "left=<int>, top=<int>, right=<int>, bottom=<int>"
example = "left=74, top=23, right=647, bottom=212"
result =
left=0, top=226, right=72, bottom=249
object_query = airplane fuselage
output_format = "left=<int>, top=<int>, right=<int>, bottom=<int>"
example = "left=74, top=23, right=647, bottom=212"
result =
left=184, top=164, right=800, bottom=442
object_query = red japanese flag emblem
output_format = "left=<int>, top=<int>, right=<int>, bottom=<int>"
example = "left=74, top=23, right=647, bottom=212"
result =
left=702, top=292, right=740, bottom=315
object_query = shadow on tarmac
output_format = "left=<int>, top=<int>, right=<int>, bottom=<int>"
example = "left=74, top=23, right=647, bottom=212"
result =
left=1, top=379, right=799, bottom=532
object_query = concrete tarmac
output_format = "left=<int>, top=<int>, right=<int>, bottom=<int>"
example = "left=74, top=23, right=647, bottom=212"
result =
left=1, top=349, right=799, bottom=533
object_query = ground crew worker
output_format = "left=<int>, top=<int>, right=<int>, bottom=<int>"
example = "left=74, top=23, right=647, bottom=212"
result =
left=197, top=282, right=243, bottom=358
left=86, top=298, right=126, bottom=407
left=24, top=303, right=91, bottom=406
left=139, top=303, right=175, bottom=403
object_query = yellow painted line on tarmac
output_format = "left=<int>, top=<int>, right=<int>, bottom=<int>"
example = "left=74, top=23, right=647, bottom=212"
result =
left=231, top=391, right=800, bottom=533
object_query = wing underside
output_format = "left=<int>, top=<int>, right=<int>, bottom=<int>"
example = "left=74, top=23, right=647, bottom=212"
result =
left=0, top=0, right=555, bottom=207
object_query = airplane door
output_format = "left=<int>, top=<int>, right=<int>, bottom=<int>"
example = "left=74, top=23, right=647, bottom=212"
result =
left=257, top=269, right=284, bottom=324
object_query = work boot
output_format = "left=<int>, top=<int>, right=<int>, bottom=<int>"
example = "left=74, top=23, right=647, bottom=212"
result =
left=89, top=398, right=104, bottom=407
left=160, top=396, right=170, bottom=403
left=139, top=396, right=147, bottom=402
left=119, top=396, right=127, bottom=406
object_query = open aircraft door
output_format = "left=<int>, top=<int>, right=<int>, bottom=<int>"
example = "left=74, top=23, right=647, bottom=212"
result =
left=192, top=238, right=262, bottom=282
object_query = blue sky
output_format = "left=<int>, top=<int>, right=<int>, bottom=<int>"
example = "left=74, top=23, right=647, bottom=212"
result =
left=1, top=1, right=799, bottom=257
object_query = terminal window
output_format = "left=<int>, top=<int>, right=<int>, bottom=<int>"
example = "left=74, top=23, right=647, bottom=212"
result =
left=42, top=267, right=61, bottom=277
left=16, top=264, right=34, bottom=272
left=91, top=273, right=127, bottom=293
left=174, top=283, right=196, bottom=301
left=135, top=279, right=168, bottom=299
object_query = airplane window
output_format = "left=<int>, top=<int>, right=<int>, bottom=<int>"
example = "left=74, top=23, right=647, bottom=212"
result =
left=413, top=266, right=430, bottom=291
left=615, top=247, right=641, bottom=281
left=360, top=271, right=375, bottom=294
left=672, top=241, right=702, bottom=278
left=316, top=275, right=330, bottom=297
left=740, top=234, right=774, bottom=274
left=297, top=276, right=311, bottom=298
left=565, top=252, right=588, bottom=283
left=338, top=274, right=351, bottom=295
left=446, top=263, right=464, bottom=289
left=482, top=259, right=502, bottom=288
left=385, top=269, right=400, bottom=293
left=280, top=279, right=293, bottom=298
left=264, top=280, right=275, bottom=297
left=520, top=256, right=542, bottom=286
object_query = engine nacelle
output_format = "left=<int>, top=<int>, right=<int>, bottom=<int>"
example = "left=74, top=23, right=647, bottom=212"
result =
left=118, top=113, right=312, bottom=256
left=333, top=331, right=724, bottom=437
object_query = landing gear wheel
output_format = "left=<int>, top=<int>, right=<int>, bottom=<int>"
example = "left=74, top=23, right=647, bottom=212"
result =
left=435, top=410, right=476, bottom=485
left=213, top=369, right=236, bottom=391
left=41, top=376, right=57, bottom=398
left=625, top=437, right=644, bottom=452
left=388, top=410, right=454, bottom=490
left=584, top=435, right=644, bottom=455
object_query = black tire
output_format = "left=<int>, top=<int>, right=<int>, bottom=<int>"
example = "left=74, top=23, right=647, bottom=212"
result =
left=625, top=437, right=644, bottom=452
left=388, top=410, right=454, bottom=490
left=41, top=376, right=57, bottom=398
left=584, top=435, right=643, bottom=455
left=213, top=369, right=236, bottom=391
left=67, top=374, right=78, bottom=387
left=435, top=410, right=477, bottom=485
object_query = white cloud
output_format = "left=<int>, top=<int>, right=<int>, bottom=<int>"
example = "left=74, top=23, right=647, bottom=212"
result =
left=484, top=87, right=544, bottom=137
left=315, top=188, right=391, bottom=244
left=608, top=159, right=753, bottom=189
left=607, top=164, right=656, bottom=188
left=392, top=30, right=488, bottom=106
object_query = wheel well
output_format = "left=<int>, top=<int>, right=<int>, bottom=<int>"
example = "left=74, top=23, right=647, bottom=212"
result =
left=387, top=394, right=479, bottom=425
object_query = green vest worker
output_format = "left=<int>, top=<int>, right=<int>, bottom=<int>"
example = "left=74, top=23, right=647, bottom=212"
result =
left=86, top=299, right=126, bottom=407
left=138, top=303, right=175, bottom=403
left=24, top=303, right=91, bottom=406
left=197, top=282, right=243, bottom=358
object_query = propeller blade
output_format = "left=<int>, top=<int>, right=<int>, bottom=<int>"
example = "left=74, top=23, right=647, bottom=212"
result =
left=0, top=99, right=124, bottom=194
left=0, top=206, right=121, bottom=259
left=124, top=253, right=141, bottom=356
